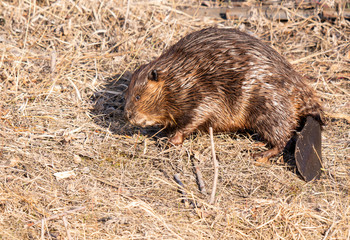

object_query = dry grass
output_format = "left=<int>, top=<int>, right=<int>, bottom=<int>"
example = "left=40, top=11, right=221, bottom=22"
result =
left=0, top=0, right=349, bottom=239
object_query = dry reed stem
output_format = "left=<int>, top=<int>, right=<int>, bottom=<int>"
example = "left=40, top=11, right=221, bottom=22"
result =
left=27, top=206, right=86, bottom=227
left=62, top=216, right=73, bottom=240
left=209, top=127, right=219, bottom=205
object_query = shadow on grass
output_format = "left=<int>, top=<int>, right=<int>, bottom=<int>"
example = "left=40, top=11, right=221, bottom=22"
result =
left=283, top=134, right=301, bottom=179
left=90, top=72, right=165, bottom=139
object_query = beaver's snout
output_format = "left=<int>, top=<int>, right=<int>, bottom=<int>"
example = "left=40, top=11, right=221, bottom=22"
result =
left=124, top=109, right=134, bottom=121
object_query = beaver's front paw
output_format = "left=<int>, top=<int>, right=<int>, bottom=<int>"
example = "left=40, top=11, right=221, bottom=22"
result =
left=169, top=131, right=184, bottom=145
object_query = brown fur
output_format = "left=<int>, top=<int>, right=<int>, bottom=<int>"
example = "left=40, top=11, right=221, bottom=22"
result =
left=124, top=27, right=323, bottom=160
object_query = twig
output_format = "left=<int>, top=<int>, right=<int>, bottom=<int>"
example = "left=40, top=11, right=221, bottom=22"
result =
left=62, top=216, right=73, bottom=240
left=291, top=42, right=349, bottom=64
left=174, top=173, right=186, bottom=196
left=325, top=112, right=350, bottom=123
left=41, top=219, right=45, bottom=240
left=27, top=206, right=86, bottom=227
left=173, top=174, right=196, bottom=208
left=150, top=125, right=167, bottom=139
left=209, top=127, right=219, bottom=205
left=191, top=155, right=207, bottom=195
left=45, top=49, right=57, bottom=100
left=93, top=176, right=126, bottom=190
left=322, top=214, right=338, bottom=240
left=131, top=130, right=141, bottom=159
left=50, top=49, right=56, bottom=74
left=123, top=0, right=131, bottom=30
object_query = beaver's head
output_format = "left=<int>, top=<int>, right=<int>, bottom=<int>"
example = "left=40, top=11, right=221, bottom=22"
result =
left=124, top=64, right=172, bottom=127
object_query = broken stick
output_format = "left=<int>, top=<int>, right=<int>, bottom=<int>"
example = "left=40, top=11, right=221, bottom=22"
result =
left=209, top=127, right=219, bottom=205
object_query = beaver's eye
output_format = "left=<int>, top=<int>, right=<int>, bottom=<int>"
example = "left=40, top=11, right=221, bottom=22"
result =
left=135, top=95, right=140, bottom=101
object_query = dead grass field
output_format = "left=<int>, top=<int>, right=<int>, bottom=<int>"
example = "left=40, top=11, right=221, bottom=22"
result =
left=0, top=0, right=349, bottom=239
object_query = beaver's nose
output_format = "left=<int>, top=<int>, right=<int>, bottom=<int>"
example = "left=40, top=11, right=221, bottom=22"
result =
left=124, top=109, right=133, bottom=121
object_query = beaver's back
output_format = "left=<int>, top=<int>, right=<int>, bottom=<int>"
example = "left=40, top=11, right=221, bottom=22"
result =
left=125, top=27, right=323, bottom=152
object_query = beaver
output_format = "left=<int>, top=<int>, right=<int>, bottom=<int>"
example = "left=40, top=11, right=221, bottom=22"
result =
left=124, top=27, right=323, bottom=162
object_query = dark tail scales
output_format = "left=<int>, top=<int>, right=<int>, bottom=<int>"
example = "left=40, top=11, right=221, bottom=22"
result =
left=295, top=116, right=323, bottom=181
left=294, top=87, right=323, bottom=181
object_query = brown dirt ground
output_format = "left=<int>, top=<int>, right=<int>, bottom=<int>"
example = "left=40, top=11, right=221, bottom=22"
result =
left=0, top=1, right=349, bottom=239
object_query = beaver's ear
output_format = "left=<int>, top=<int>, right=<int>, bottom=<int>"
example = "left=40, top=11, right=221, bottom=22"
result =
left=148, top=69, right=158, bottom=82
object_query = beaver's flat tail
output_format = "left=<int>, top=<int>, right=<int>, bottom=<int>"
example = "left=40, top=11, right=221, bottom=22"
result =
left=295, top=116, right=323, bottom=181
